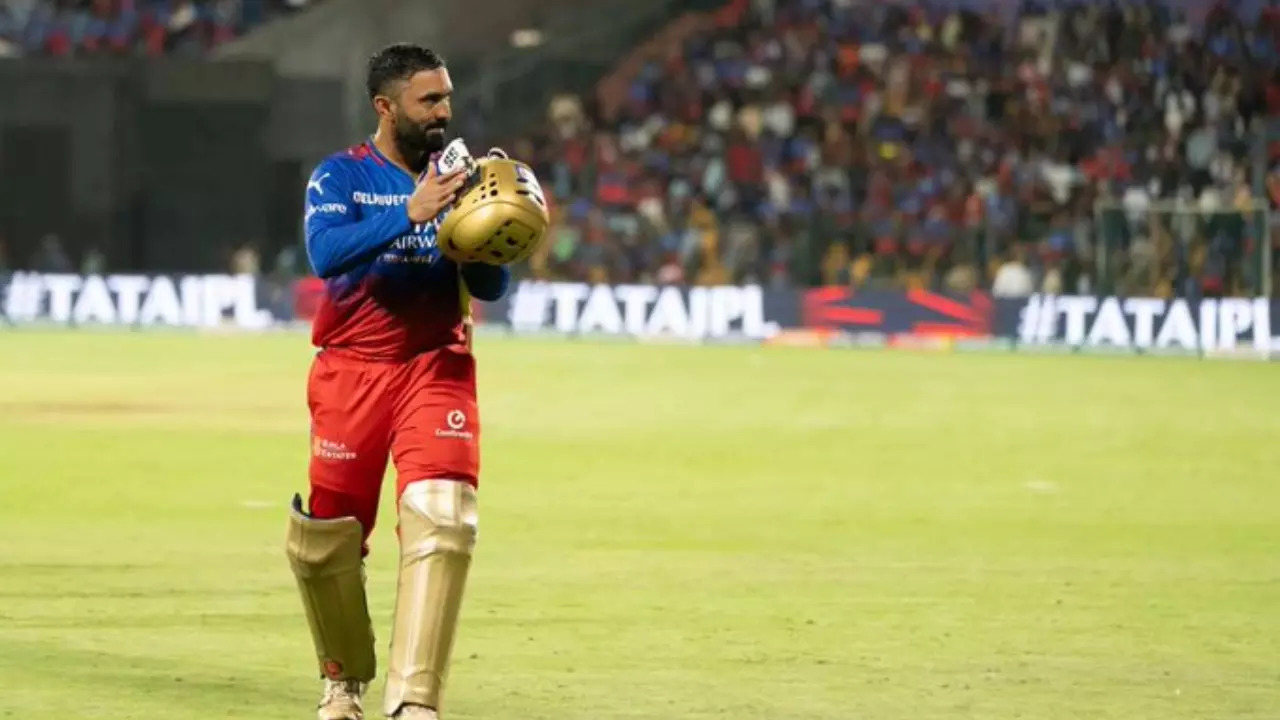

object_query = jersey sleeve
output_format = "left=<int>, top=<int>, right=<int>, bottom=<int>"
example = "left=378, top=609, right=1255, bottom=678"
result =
left=460, top=262, right=511, bottom=301
left=303, top=159, right=413, bottom=278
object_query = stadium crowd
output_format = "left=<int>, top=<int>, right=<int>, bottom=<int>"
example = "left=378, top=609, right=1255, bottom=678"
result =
left=0, top=0, right=315, bottom=57
left=4, top=0, right=1279, bottom=300
left=512, top=0, right=1280, bottom=298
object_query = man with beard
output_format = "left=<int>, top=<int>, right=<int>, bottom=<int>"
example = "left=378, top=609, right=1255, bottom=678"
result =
left=288, top=44, right=510, bottom=720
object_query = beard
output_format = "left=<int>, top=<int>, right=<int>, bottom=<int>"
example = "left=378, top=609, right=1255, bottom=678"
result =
left=393, top=110, right=448, bottom=175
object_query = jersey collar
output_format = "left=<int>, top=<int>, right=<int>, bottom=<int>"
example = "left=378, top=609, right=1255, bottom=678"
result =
left=367, top=138, right=421, bottom=182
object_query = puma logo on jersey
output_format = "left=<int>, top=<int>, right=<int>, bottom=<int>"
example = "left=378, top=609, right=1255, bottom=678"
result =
left=308, top=173, right=331, bottom=195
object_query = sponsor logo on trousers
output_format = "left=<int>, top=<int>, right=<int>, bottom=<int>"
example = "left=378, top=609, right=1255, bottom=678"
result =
left=313, top=437, right=357, bottom=461
left=435, top=409, right=473, bottom=440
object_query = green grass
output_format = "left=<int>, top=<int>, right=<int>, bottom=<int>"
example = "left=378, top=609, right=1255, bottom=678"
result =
left=1, top=330, right=1278, bottom=719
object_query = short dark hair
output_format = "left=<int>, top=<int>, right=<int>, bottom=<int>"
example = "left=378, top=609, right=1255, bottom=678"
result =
left=366, top=43, right=446, bottom=100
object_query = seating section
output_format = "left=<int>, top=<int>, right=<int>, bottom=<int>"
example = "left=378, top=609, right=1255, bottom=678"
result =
left=511, top=0, right=1280, bottom=297
left=0, top=0, right=319, bottom=58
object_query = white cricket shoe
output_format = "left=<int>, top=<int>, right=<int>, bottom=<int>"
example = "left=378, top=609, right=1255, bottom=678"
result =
left=317, top=678, right=365, bottom=720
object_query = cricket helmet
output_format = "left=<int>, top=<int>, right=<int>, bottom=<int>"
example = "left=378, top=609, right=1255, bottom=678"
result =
left=437, top=157, right=550, bottom=265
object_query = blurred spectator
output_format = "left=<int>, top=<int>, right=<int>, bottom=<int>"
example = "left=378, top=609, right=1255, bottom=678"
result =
left=0, top=1, right=23, bottom=57
left=230, top=242, right=260, bottom=275
left=81, top=245, right=106, bottom=275
left=31, top=233, right=71, bottom=273
left=991, top=244, right=1035, bottom=297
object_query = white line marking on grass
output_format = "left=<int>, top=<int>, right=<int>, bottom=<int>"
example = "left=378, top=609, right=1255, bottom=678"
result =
left=1024, top=480, right=1060, bottom=494
left=240, top=500, right=277, bottom=510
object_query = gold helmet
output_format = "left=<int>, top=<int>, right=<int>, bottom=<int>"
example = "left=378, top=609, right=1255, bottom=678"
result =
left=438, top=157, right=550, bottom=265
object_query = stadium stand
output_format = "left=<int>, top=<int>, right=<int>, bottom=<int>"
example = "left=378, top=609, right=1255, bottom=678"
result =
left=3, top=0, right=1277, bottom=299
left=513, top=0, right=1280, bottom=298
left=0, top=0, right=319, bottom=58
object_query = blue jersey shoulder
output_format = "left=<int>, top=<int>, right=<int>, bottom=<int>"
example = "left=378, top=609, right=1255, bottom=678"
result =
left=302, top=143, right=415, bottom=280
left=307, top=143, right=393, bottom=198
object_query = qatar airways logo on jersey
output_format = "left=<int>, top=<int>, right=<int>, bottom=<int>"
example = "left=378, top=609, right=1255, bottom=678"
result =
left=388, top=234, right=437, bottom=251
left=352, top=191, right=410, bottom=207
left=379, top=224, right=439, bottom=264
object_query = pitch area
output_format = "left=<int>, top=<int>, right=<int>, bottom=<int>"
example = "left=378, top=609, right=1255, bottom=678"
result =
left=1, top=331, right=1277, bottom=718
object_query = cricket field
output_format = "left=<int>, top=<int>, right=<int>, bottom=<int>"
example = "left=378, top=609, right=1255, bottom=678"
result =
left=1, top=330, right=1277, bottom=719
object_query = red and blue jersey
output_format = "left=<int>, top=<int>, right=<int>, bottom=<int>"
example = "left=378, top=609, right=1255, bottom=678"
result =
left=303, top=140, right=509, bottom=361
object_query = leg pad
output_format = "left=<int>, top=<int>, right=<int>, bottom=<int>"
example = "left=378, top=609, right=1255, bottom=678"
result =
left=286, top=494, right=377, bottom=683
left=383, top=480, right=478, bottom=715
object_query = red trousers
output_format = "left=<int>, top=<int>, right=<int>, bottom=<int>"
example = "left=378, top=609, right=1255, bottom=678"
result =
left=305, top=345, right=480, bottom=551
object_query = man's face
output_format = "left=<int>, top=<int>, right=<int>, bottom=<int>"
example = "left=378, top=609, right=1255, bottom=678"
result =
left=381, top=68, right=453, bottom=173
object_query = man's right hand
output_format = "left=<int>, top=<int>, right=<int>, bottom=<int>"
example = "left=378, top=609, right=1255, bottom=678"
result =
left=407, top=164, right=466, bottom=224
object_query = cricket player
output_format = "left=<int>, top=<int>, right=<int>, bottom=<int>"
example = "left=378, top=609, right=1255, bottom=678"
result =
left=286, top=44, right=529, bottom=720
